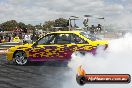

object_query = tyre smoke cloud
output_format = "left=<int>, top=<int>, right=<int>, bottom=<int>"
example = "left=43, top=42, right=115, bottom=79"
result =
left=63, top=33, right=132, bottom=88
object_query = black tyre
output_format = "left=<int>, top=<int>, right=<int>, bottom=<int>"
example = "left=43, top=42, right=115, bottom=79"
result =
left=79, top=51, right=86, bottom=55
left=74, top=51, right=86, bottom=56
left=13, top=51, right=28, bottom=65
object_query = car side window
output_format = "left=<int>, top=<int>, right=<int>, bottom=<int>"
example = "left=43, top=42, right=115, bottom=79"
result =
left=37, top=34, right=56, bottom=45
left=55, top=34, right=71, bottom=44
left=71, top=34, right=88, bottom=44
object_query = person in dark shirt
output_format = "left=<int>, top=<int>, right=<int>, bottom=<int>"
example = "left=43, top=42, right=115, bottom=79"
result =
left=90, top=25, right=95, bottom=34
left=97, top=24, right=102, bottom=32
left=0, top=36, right=2, bottom=43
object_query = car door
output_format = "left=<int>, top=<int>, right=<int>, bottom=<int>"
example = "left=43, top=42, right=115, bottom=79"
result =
left=28, top=33, right=59, bottom=61
left=51, top=33, right=76, bottom=60
left=28, top=33, right=74, bottom=61
left=70, top=33, right=95, bottom=54
left=28, top=33, right=94, bottom=61
left=50, top=33, right=93, bottom=60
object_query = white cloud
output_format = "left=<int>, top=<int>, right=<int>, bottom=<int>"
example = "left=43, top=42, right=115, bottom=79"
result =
left=0, top=0, right=131, bottom=29
left=104, top=4, right=124, bottom=13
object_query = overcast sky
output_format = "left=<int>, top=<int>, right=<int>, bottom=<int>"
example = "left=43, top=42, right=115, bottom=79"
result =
left=0, top=0, right=132, bottom=29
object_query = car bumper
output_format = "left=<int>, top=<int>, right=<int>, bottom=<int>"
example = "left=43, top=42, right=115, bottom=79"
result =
left=6, top=51, right=14, bottom=61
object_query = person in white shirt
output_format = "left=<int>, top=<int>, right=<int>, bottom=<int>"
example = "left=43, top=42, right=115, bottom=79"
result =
left=24, top=33, right=31, bottom=44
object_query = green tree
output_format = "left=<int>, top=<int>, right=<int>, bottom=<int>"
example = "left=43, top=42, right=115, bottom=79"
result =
left=43, top=21, right=55, bottom=31
left=42, top=18, right=69, bottom=31
left=54, top=18, right=68, bottom=27
left=18, top=22, right=26, bottom=29
left=0, top=18, right=69, bottom=32
left=35, top=24, right=43, bottom=30
left=26, top=24, right=34, bottom=30
left=54, top=18, right=69, bottom=31
left=1, top=20, right=18, bottom=31
left=26, top=24, right=35, bottom=33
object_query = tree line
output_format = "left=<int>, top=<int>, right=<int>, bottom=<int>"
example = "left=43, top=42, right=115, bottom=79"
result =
left=0, top=18, right=69, bottom=32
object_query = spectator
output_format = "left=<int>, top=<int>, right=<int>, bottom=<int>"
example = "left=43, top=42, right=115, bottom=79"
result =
left=0, top=36, right=2, bottom=43
left=24, top=33, right=32, bottom=44
left=2, top=37, right=6, bottom=43
left=39, top=33, right=43, bottom=38
left=31, top=34, right=38, bottom=43
left=97, top=24, right=102, bottom=32
left=90, top=25, right=95, bottom=34
left=8, top=35, right=11, bottom=42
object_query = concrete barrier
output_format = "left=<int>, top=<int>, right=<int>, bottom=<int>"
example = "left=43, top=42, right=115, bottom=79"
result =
left=0, top=42, right=22, bottom=54
left=0, top=49, right=7, bottom=54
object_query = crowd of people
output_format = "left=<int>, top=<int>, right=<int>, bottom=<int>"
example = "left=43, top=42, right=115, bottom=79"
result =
left=85, top=24, right=102, bottom=34
left=0, top=24, right=103, bottom=44
left=0, top=32, right=47, bottom=44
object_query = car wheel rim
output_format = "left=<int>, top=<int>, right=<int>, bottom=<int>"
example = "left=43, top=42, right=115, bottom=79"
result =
left=14, top=52, right=27, bottom=65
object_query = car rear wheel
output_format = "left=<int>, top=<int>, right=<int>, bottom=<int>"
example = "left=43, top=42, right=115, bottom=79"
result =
left=14, top=51, right=28, bottom=65
left=74, top=51, right=86, bottom=56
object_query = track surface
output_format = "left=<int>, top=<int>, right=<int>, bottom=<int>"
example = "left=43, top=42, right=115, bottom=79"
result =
left=0, top=54, right=70, bottom=88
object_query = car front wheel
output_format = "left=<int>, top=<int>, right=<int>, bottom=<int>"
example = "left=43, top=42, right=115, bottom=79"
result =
left=14, top=51, right=28, bottom=65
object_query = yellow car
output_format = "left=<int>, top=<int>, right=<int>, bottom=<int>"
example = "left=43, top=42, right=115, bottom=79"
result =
left=6, top=31, right=108, bottom=65
left=13, top=36, right=21, bottom=42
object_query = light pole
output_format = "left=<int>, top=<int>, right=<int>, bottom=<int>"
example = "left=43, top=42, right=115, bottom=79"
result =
left=69, top=16, right=79, bottom=31
left=68, top=18, right=71, bottom=31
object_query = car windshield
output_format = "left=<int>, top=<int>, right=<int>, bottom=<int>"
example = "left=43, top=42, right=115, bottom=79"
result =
left=80, top=32, right=101, bottom=41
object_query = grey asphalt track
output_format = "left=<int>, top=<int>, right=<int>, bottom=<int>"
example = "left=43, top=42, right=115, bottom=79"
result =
left=0, top=54, right=70, bottom=88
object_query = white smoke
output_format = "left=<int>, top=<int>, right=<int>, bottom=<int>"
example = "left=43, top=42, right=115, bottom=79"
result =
left=63, top=33, right=132, bottom=88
